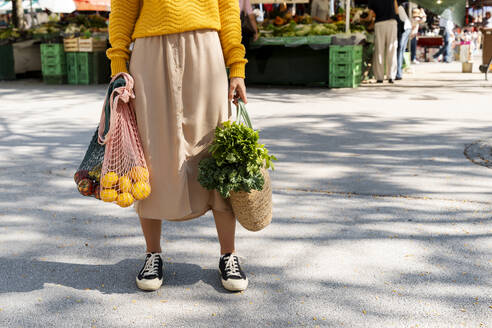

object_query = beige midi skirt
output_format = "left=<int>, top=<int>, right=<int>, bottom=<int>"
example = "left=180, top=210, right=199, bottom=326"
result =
left=129, top=29, right=233, bottom=221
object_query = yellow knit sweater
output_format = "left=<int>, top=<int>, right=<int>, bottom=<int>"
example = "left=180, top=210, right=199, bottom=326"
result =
left=107, top=0, right=247, bottom=78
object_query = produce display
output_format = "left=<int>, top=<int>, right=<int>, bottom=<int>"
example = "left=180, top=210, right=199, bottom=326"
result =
left=0, top=14, right=108, bottom=44
left=259, top=8, right=372, bottom=38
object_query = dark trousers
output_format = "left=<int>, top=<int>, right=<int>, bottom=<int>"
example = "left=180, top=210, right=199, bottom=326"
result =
left=411, top=37, right=417, bottom=61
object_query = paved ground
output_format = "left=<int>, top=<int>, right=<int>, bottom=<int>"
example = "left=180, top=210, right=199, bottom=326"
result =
left=0, top=62, right=491, bottom=328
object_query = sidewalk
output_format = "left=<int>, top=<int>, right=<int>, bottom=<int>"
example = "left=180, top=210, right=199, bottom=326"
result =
left=0, top=62, right=491, bottom=328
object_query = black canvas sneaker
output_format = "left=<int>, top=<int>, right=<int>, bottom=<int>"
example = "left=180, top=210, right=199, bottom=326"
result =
left=136, top=252, right=163, bottom=291
left=219, top=253, right=248, bottom=292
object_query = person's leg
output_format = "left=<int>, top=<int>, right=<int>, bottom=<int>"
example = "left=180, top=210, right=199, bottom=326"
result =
left=213, top=209, right=248, bottom=292
left=373, top=22, right=385, bottom=82
left=397, top=29, right=411, bottom=79
left=212, top=210, right=236, bottom=255
left=387, top=20, right=398, bottom=81
left=139, top=217, right=162, bottom=253
left=411, top=37, right=417, bottom=61
left=444, top=31, right=452, bottom=62
left=396, top=32, right=403, bottom=79
left=396, top=32, right=405, bottom=79
left=383, top=21, right=390, bottom=80
left=434, top=33, right=445, bottom=60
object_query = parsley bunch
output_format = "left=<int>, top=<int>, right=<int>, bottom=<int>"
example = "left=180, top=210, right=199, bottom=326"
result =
left=198, top=121, right=276, bottom=198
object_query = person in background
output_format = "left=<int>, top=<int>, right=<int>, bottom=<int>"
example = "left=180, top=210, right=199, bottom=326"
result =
left=311, top=0, right=331, bottom=23
left=433, top=8, right=454, bottom=63
left=0, top=14, right=8, bottom=28
left=396, top=0, right=411, bottom=80
left=484, top=12, right=492, bottom=28
left=410, top=7, right=426, bottom=64
left=368, top=0, right=399, bottom=83
left=240, top=0, right=258, bottom=49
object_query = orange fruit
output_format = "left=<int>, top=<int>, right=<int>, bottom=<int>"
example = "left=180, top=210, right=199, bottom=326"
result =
left=129, top=166, right=149, bottom=182
left=118, top=176, right=132, bottom=193
left=117, top=192, right=134, bottom=208
left=131, top=181, right=151, bottom=200
left=101, top=172, right=119, bottom=188
left=100, top=189, right=118, bottom=203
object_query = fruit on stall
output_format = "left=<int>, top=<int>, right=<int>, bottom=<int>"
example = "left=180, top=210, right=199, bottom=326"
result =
left=258, top=8, right=372, bottom=39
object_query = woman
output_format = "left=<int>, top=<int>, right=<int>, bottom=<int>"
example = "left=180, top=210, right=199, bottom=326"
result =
left=396, top=1, right=411, bottom=80
left=310, top=0, right=332, bottom=24
left=106, top=0, right=249, bottom=292
left=410, top=7, right=426, bottom=64
left=240, top=0, right=259, bottom=49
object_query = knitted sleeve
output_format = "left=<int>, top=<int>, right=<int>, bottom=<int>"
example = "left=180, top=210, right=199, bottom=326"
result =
left=218, top=0, right=248, bottom=78
left=106, top=0, right=140, bottom=77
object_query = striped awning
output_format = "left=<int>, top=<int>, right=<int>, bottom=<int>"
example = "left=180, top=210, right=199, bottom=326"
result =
left=0, top=0, right=110, bottom=13
left=73, top=0, right=110, bottom=11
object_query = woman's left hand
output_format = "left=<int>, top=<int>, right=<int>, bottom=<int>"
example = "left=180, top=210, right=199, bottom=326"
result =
left=229, top=77, right=248, bottom=105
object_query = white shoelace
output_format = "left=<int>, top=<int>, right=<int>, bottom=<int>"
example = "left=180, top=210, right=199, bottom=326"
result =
left=142, top=253, right=161, bottom=277
left=224, top=255, right=240, bottom=276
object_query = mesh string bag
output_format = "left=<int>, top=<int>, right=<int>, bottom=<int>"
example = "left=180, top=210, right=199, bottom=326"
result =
left=74, top=73, right=151, bottom=208
left=73, top=76, right=125, bottom=199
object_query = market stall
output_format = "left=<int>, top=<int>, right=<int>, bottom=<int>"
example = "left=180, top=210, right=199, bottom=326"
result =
left=0, top=0, right=110, bottom=82
left=245, top=1, right=372, bottom=87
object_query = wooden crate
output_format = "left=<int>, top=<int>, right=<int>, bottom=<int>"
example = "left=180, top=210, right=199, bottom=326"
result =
left=64, top=38, right=79, bottom=52
left=78, top=38, right=107, bottom=52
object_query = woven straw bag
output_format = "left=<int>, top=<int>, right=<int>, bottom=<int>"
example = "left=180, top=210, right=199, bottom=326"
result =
left=229, top=101, right=273, bottom=232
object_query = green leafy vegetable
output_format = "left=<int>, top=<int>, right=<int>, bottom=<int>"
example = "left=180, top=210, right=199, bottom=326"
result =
left=198, top=121, right=276, bottom=198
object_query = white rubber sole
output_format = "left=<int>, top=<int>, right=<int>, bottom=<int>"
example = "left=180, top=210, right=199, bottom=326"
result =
left=136, top=276, right=163, bottom=291
left=220, top=271, right=248, bottom=292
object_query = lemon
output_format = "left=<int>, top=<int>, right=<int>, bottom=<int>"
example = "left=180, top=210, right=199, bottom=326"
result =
left=131, top=181, right=151, bottom=200
left=101, top=172, right=119, bottom=188
left=100, top=189, right=118, bottom=203
left=129, top=166, right=149, bottom=182
left=118, top=176, right=132, bottom=193
left=117, top=192, right=134, bottom=208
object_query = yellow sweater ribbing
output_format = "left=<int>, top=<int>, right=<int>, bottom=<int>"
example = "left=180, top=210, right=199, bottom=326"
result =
left=106, top=0, right=247, bottom=78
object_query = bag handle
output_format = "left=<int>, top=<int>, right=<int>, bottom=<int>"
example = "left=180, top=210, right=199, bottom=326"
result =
left=235, top=100, right=253, bottom=129
left=98, top=73, right=135, bottom=145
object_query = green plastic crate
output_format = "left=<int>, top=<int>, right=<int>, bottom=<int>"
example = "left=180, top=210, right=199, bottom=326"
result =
left=66, top=52, right=110, bottom=84
left=43, top=74, right=67, bottom=85
left=329, top=74, right=361, bottom=88
left=76, top=52, right=94, bottom=85
left=42, top=55, right=66, bottom=66
left=40, top=43, right=64, bottom=58
left=329, top=45, right=363, bottom=64
left=329, top=61, right=362, bottom=77
left=42, top=61, right=67, bottom=76
left=66, top=52, right=78, bottom=84
left=0, top=44, right=15, bottom=80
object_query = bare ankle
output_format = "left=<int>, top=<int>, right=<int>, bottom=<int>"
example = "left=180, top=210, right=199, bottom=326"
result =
left=221, top=249, right=235, bottom=256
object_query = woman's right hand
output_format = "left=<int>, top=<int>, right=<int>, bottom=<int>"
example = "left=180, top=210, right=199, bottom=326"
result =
left=229, top=77, right=248, bottom=105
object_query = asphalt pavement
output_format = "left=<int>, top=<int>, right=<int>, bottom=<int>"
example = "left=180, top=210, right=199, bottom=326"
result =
left=0, top=62, right=491, bottom=328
